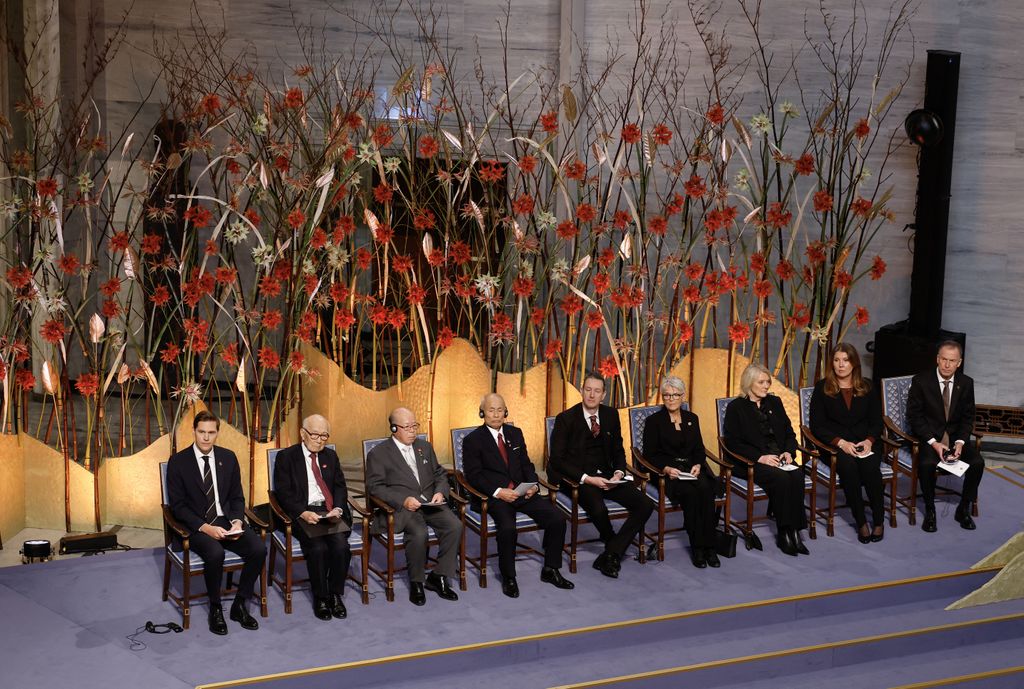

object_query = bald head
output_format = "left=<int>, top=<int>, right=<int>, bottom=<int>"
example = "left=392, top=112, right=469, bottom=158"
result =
left=480, top=393, right=508, bottom=429
left=300, top=413, right=330, bottom=452
left=389, top=407, right=419, bottom=443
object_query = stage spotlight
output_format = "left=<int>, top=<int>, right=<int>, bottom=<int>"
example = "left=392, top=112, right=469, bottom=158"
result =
left=20, top=539, right=53, bottom=564
left=904, top=109, right=943, bottom=147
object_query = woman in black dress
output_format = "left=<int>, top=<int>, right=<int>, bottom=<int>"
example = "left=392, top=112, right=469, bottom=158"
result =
left=723, top=363, right=809, bottom=556
left=809, top=343, right=885, bottom=543
left=642, top=376, right=720, bottom=568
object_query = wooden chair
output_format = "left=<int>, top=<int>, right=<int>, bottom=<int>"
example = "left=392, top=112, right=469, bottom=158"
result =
left=159, top=461, right=268, bottom=630
left=361, top=435, right=467, bottom=602
left=265, top=447, right=372, bottom=612
left=450, top=426, right=556, bottom=587
left=544, top=415, right=647, bottom=573
left=714, top=397, right=817, bottom=549
left=880, top=375, right=982, bottom=525
left=797, top=386, right=899, bottom=537
left=628, top=404, right=731, bottom=561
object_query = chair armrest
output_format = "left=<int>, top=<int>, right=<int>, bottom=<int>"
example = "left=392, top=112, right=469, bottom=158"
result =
left=623, top=464, right=649, bottom=482
left=537, top=477, right=559, bottom=493
left=162, top=505, right=189, bottom=539
left=448, top=492, right=468, bottom=505
left=718, top=439, right=754, bottom=467
left=560, top=476, right=581, bottom=489
left=369, top=494, right=395, bottom=513
left=267, top=493, right=291, bottom=525
left=883, top=416, right=918, bottom=445
left=454, top=472, right=489, bottom=501
left=348, top=498, right=371, bottom=517
left=800, top=425, right=835, bottom=455
left=633, top=451, right=665, bottom=477
left=244, top=507, right=269, bottom=531
left=706, top=453, right=733, bottom=471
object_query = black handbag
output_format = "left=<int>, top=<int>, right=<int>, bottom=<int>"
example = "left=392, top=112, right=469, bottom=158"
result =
left=715, top=528, right=738, bottom=558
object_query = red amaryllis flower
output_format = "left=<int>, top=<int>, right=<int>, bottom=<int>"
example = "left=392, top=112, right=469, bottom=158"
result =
left=334, top=308, right=356, bottom=330
left=870, top=255, right=887, bottom=280
left=244, top=209, right=261, bottom=227
left=775, top=260, right=795, bottom=281
left=676, top=321, right=694, bottom=344
left=684, top=174, right=706, bottom=199
left=750, top=253, right=767, bottom=275
left=259, top=275, right=283, bottom=298
left=333, top=214, right=355, bottom=241
left=101, top=298, right=122, bottom=318
left=813, top=190, right=833, bottom=213
left=58, top=254, right=80, bottom=275
left=833, top=269, right=853, bottom=290
left=621, top=123, right=642, bottom=144
left=706, top=103, right=725, bottom=126
left=854, top=305, right=870, bottom=327
left=75, top=373, right=100, bottom=397
left=556, top=221, right=579, bottom=240
left=183, top=318, right=210, bottom=353
left=183, top=205, right=212, bottom=228
left=200, top=93, right=221, bottom=115
left=221, top=342, right=239, bottom=367
left=100, top=278, right=120, bottom=297
left=728, top=321, right=751, bottom=343
left=652, top=123, right=672, bottom=145
left=141, top=234, right=162, bottom=255
left=389, top=254, right=411, bottom=274
left=544, top=339, right=563, bottom=361
left=288, top=351, right=305, bottom=373
left=765, top=202, right=792, bottom=229
left=805, top=241, right=827, bottom=267
left=257, top=345, right=280, bottom=370
left=418, top=135, right=440, bottom=158
left=647, top=216, right=668, bottom=237
left=215, top=266, right=237, bottom=285
left=37, top=177, right=58, bottom=198
left=408, top=283, right=427, bottom=304
left=369, top=304, right=389, bottom=326
left=40, top=319, right=67, bottom=344
left=15, top=369, right=36, bottom=391
left=512, top=194, right=535, bottom=215
left=356, top=247, right=373, bottom=270
left=576, top=202, right=597, bottom=223
left=612, top=210, right=632, bottom=230
left=489, top=312, right=513, bottom=342
left=788, top=302, right=811, bottom=329
left=329, top=282, right=351, bottom=304
left=704, top=206, right=738, bottom=233
left=426, top=248, right=445, bottom=267
left=530, top=307, right=546, bottom=327
left=287, top=208, right=306, bottom=229
left=593, top=272, right=611, bottom=294
left=7, top=266, right=33, bottom=289
left=160, top=342, right=181, bottom=364
left=684, top=262, right=704, bottom=281
left=479, top=160, right=504, bottom=183
left=585, top=309, right=604, bottom=330
left=853, top=118, right=870, bottom=139
left=518, top=154, right=537, bottom=174
left=345, top=112, right=363, bottom=129
left=436, top=326, right=455, bottom=348
left=283, top=87, right=304, bottom=109
left=274, top=155, right=291, bottom=173
left=450, top=241, right=472, bottom=265
left=598, top=355, right=619, bottom=378
left=512, top=277, right=535, bottom=298
left=225, top=159, right=241, bottom=174
left=794, top=153, right=815, bottom=176
left=373, top=182, right=394, bottom=204
left=560, top=293, right=583, bottom=316
left=375, top=224, right=397, bottom=246
left=753, top=279, right=773, bottom=299
left=598, top=247, right=616, bottom=267
left=109, top=231, right=131, bottom=251
left=564, top=160, right=586, bottom=181
left=850, top=197, right=873, bottom=217
left=540, top=110, right=559, bottom=133
left=150, top=285, right=171, bottom=307
left=262, top=309, right=283, bottom=330
left=413, top=208, right=436, bottom=230
left=372, top=124, right=394, bottom=148
left=682, top=285, right=701, bottom=304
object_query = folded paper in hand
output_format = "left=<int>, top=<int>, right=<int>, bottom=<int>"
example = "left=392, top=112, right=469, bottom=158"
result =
left=938, top=458, right=969, bottom=477
left=514, top=482, right=538, bottom=497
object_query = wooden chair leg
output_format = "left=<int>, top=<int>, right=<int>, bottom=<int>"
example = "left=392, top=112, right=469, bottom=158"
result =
left=479, top=531, right=489, bottom=588
left=827, top=475, right=837, bottom=538
left=386, top=545, right=395, bottom=602
left=182, top=562, right=192, bottom=630
left=284, top=550, right=293, bottom=614
left=657, top=495, right=667, bottom=562
left=162, top=552, right=171, bottom=601
left=569, top=513, right=579, bottom=574
left=259, top=561, right=268, bottom=618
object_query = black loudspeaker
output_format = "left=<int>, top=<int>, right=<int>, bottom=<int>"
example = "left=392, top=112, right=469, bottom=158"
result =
left=870, top=321, right=966, bottom=386
left=59, top=531, right=119, bottom=554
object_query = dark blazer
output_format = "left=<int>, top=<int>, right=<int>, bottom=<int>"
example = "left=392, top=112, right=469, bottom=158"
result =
left=548, top=402, right=626, bottom=485
left=273, top=443, right=351, bottom=524
left=723, top=394, right=798, bottom=461
left=906, top=369, right=975, bottom=446
left=166, top=444, right=245, bottom=534
left=809, top=380, right=882, bottom=446
left=641, top=407, right=709, bottom=474
left=365, top=436, right=450, bottom=510
left=462, top=423, right=539, bottom=497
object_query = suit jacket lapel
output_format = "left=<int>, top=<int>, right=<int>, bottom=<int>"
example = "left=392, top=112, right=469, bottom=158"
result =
left=948, top=375, right=964, bottom=418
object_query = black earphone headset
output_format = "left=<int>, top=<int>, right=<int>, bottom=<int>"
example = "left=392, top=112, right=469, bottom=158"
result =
left=479, top=406, right=509, bottom=419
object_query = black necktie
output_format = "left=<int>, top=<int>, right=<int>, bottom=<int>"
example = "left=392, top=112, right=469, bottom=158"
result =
left=202, top=455, right=217, bottom=522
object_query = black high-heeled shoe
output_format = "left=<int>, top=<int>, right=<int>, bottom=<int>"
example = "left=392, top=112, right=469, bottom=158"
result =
left=870, top=525, right=884, bottom=543
left=857, top=523, right=871, bottom=544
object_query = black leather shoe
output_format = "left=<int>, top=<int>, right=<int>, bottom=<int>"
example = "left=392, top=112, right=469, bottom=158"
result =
left=313, top=598, right=333, bottom=621
left=208, top=605, right=228, bottom=635
left=922, top=507, right=938, bottom=533
left=704, top=548, right=721, bottom=568
left=955, top=502, right=977, bottom=530
left=409, top=582, right=426, bottom=606
left=540, top=566, right=575, bottom=589
left=608, top=552, right=622, bottom=573
left=690, top=547, right=707, bottom=569
left=229, top=598, right=258, bottom=630
left=501, top=576, right=520, bottom=598
left=330, top=594, right=347, bottom=619
left=794, top=531, right=810, bottom=555
left=857, top=524, right=872, bottom=544
left=594, top=551, right=619, bottom=578
left=871, top=526, right=885, bottom=543
left=425, top=572, right=459, bottom=601
left=776, top=530, right=797, bottom=557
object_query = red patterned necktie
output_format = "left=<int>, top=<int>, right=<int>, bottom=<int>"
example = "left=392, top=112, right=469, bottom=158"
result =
left=310, top=452, right=334, bottom=511
left=590, top=415, right=601, bottom=438
left=497, top=432, right=514, bottom=489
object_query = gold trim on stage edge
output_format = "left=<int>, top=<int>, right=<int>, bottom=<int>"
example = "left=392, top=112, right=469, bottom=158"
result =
left=887, top=664, right=1024, bottom=689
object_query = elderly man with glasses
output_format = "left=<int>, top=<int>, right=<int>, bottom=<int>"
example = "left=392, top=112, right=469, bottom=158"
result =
left=366, top=407, right=463, bottom=606
left=273, top=414, right=353, bottom=620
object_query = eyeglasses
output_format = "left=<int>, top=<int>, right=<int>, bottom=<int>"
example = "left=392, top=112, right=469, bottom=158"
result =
left=394, top=422, right=420, bottom=431
left=662, top=393, right=684, bottom=400
left=302, top=428, right=330, bottom=441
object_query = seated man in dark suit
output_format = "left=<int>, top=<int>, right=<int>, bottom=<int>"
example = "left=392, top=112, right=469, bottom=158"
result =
left=272, top=414, right=352, bottom=621
left=548, top=372, right=653, bottom=578
left=365, top=407, right=463, bottom=605
left=165, top=411, right=266, bottom=635
left=906, top=340, right=984, bottom=532
left=462, top=393, right=574, bottom=598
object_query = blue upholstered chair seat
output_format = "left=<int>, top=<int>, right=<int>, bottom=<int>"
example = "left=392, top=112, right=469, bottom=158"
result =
left=272, top=529, right=363, bottom=555
left=554, top=491, right=631, bottom=519
left=464, top=507, right=537, bottom=533
left=167, top=546, right=243, bottom=571
left=814, top=461, right=895, bottom=480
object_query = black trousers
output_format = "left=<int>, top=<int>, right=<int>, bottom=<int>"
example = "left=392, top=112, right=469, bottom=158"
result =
left=393, top=505, right=463, bottom=583
left=751, top=464, right=807, bottom=531
left=294, top=525, right=351, bottom=600
left=918, top=443, right=984, bottom=505
left=486, top=494, right=566, bottom=578
left=189, top=516, right=265, bottom=607
left=833, top=452, right=884, bottom=528
left=666, top=473, right=718, bottom=549
left=571, top=482, right=653, bottom=557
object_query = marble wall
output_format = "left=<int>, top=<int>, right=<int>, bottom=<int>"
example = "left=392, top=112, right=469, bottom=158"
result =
left=68, top=0, right=1024, bottom=406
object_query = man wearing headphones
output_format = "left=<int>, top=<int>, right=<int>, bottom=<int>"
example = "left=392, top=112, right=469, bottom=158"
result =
left=365, top=407, right=463, bottom=605
left=461, top=393, right=573, bottom=598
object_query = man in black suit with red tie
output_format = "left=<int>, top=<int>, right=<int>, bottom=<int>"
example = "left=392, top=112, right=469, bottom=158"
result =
left=272, top=414, right=352, bottom=621
left=165, top=411, right=265, bottom=635
left=548, top=372, right=653, bottom=578
left=906, top=340, right=984, bottom=532
left=462, top=393, right=574, bottom=598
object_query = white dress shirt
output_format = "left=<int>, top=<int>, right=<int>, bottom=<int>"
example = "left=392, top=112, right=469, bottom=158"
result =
left=193, top=444, right=224, bottom=519
left=301, top=442, right=327, bottom=505
left=928, top=368, right=964, bottom=447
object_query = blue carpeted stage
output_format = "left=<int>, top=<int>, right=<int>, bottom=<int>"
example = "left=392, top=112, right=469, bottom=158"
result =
left=2, top=470, right=1023, bottom=689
